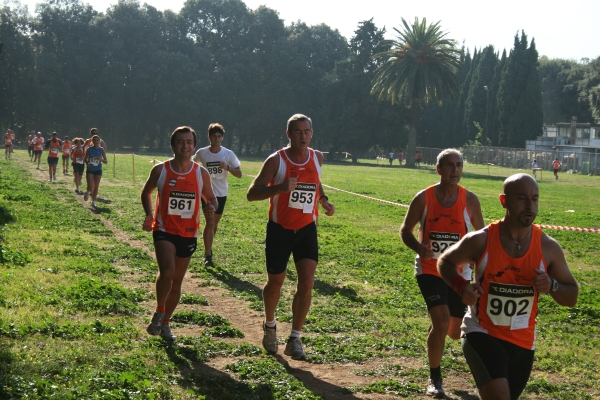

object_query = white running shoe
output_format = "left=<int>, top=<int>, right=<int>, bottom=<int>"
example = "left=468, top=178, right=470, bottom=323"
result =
left=262, top=322, right=278, bottom=354
left=146, top=310, right=165, bottom=336
left=91, top=201, right=96, bottom=208
left=84, top=191, right=90, bottom=201
left=160, top=324, right=176, bottom=341
left=426, top=378, right=445, bottom=398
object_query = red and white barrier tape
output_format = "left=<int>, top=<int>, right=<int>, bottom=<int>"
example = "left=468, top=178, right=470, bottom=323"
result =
left=245, top=175, right=599, bottom=234
left=322, top=184, right=600, bottom=235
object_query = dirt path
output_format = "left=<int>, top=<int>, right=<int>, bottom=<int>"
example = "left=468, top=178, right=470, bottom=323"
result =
left=24, top=157, right=481, bottom=399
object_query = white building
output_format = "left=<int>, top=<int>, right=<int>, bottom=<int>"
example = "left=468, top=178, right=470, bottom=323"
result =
left=525, top=117, right=600, bottom=174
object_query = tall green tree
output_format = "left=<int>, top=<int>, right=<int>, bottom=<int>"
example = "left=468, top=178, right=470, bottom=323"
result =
left=0, top=3, right=36, bottom=135
left=371, top=17, right=462, bottom=167
left=496, top=31, right=542, bottom=147
left=463, top=45, right=497, bottom=144
left=581, top=56, right=600, bottom=124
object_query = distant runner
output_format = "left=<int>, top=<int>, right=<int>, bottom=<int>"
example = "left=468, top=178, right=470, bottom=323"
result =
left=552, top=158, right=561, bottom=180
left=45, top=133, right=61, bottom=181
left=4, top=129, right=13, bottom=160
left=62, top=136, right=72, bottom=174
left=83, top=135, right=107, bottom=208
left=71, top=138, right=85, bottom=193
left=33, top=132, right=44, bottom=169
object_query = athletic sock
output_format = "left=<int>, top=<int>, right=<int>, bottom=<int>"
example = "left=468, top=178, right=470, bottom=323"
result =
left=430, top=366, right=442, bottom=381
left=156, top=305, right=166, bottom=313
left=289, top=329, right=301, bottom=340
left=265, top=319, right=276, bottom=328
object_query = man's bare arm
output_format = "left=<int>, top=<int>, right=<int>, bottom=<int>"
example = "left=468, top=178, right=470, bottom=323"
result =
left=400, top=191, right=433, bottom=260
left=247, top=154, right=296, bottom=201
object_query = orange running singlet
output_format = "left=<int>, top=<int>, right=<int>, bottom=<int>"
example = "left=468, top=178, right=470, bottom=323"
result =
left=462, top=221, right=545, bottom=350
left=268, top=148, right=322, bottom=230
left=34, top=137, right=44, bottom=151
left=415, top=185, right=473, bottom=277
left=62, top=141, right=71, bottom=156
left=152, top=160, right=203, bottom=238
left=48, top=140, right=61, bottom=158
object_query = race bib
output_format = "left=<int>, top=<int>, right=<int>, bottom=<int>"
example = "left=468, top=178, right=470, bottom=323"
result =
left=487, top=282, right=535, bottom=330
left=288, top=182, right=316, bottom=213
left=206, top=161, right=223, bottom=175
left=76, top=157, right=83, bottom=164
left=89, top=157, right=100, bottom=166
left=50, top=148, right=59, bottom=155
left=428, top=231, right=460, bottom=259
left=167, top=191, right=196, bottom=219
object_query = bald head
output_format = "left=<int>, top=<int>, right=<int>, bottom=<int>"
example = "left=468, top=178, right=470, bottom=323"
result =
left=503, top=173, right=538, bottom=195
left=500, top=173, right=539, bottom=226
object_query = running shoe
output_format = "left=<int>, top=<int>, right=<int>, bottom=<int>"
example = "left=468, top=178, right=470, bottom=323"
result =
left=84, top=191, right=90, bottom=201
left=91, top=201, right=96, bottom=208
left=284, top=337, right=307, bottom=361
left=146, top=310, right=165, bottom=336
left=262, top=322, right=278, bottom=354
left=204, top=255, right=214, bottom=267
left=426, top=378, right=445, bottom=398
left=53, top=175, right=56, bottom=181
left=160, top=324, right=176, bottom=341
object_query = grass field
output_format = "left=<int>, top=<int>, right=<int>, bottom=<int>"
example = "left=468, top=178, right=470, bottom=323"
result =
left=0, top=150, right=599, bottom=399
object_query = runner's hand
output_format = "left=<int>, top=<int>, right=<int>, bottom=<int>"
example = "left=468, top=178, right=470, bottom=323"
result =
left=532, top=268, right=551, bottom=293
left=282, top=176, right=297, bottom=193
left=462, top=282, right=484, bottom=306
left=417, top=241, right=434, bottom=260
left=321, top=199, right=335, bottom=216
left=142, top=215, right=153, bottom=232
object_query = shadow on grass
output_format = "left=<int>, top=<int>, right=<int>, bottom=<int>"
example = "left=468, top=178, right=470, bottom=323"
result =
left=0, top=205, right=15, bottom=225
left=274, top=354, right=363, bottom=400
left=461, top=171, right=507, bottom=182
left=200, top=264, right=263, bottom=300
left=313, top=280, right=365, bottom=304
left=162, top=341, right=277, bottom=399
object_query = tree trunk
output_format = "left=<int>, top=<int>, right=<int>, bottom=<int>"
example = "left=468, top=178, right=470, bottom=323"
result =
left=405, top=97, right=421, bottom=168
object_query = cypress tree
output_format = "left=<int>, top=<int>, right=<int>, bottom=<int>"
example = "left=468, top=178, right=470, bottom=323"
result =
left=463, top=45, right=498, bottom=144
left=486, top=50, right=506, bottom=146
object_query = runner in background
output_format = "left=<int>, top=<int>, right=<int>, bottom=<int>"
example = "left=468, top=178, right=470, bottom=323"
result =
left=62, top=136, right=72, bottom=174
left=398, top=150, right=404, bottom=166
left=84, top=128, right=107, bottom=152
left=438, top=173, right=579, bottom=400
left=71, top=138, right=85, bottom=193
left=33, top=132, right=44, bottom=169
left=27, top=131, right=35, bottom=160
left=45, top=133, right=61, bottom=181
left=400, top=148, right=484, bottom=398
left=83, top=135, right=107, bottom=208
left=553, top=158, right=562, bottom=180
left=192, top=123, right=242, bottom=267
left=4, top=129, right=13, bottom=159
left=142, top=126, right=217, bottom=341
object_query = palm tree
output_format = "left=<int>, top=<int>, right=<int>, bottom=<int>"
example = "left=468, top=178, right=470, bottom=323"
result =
left=371, top=17, right=462, bottom=167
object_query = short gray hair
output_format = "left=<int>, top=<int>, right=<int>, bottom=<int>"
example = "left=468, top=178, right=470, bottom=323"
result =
left=436, top=148, right=463, bottom=168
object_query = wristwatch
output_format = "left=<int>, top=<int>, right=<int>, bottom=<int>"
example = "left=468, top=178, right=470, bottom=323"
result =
left=549, top=278, right=559, bottom=293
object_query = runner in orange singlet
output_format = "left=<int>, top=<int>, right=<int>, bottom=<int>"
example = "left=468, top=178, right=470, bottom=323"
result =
left=552, top=158, right=561, bottom=180
left=4, top=129, right=14, bottom=160
left=247, top=114, right=335, bottom=361
left=33, top=132, right=44, bottom=169
left=45, top=133, right=62, bottom=181
left=62, top=136, right=72, bottom=174
left=70, top=138, right=85, bottom=193
left=438, top=173, right=579, bottom=400
left=142, top=126, right=217, bottom=341
left=400, top=148, right=484, bottom=398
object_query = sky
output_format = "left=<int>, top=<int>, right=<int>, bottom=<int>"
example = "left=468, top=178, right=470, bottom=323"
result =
left=16, top=0, right=600, bottom=61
